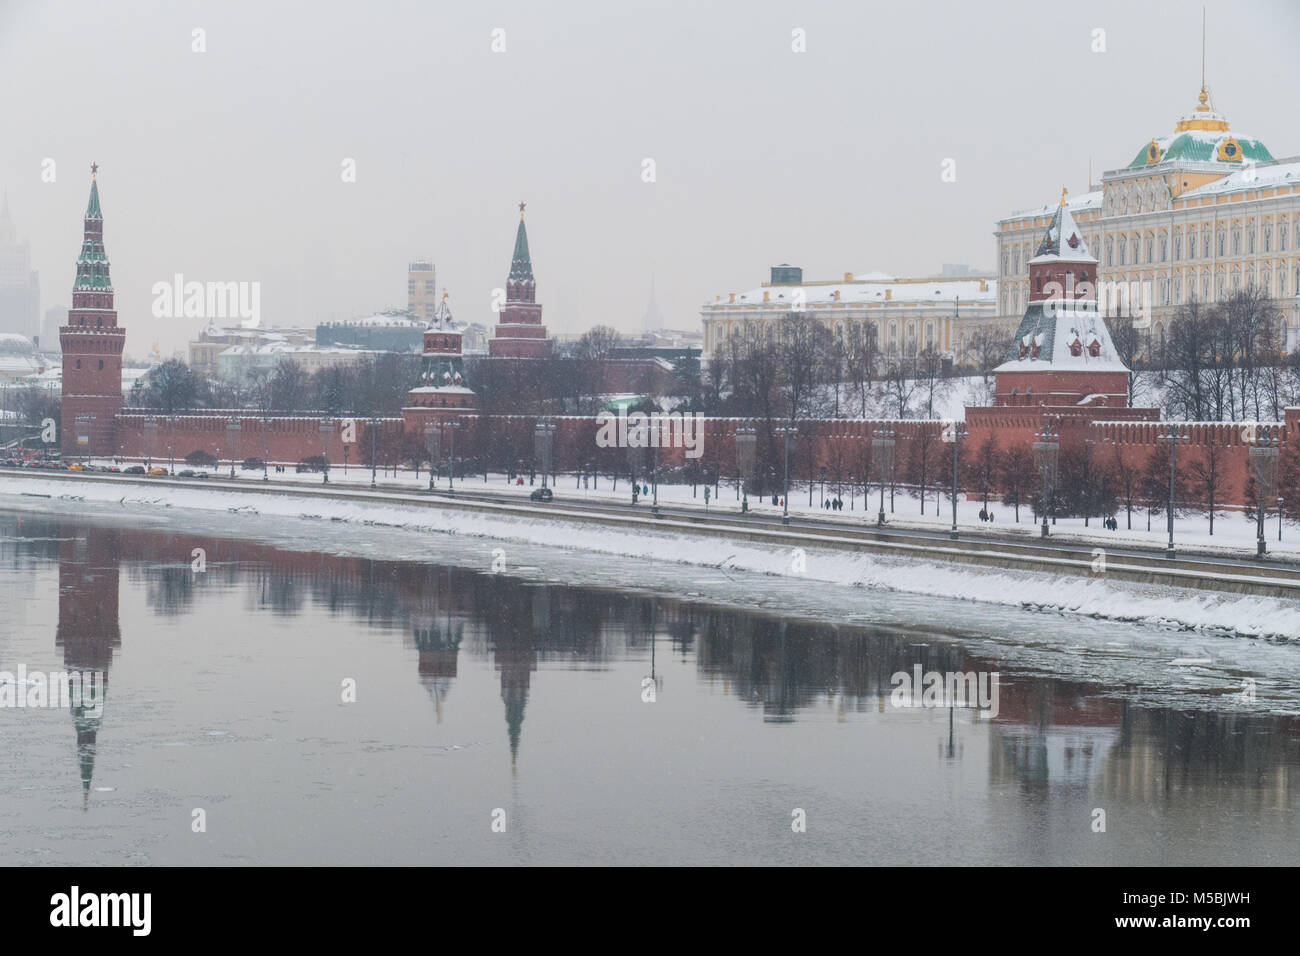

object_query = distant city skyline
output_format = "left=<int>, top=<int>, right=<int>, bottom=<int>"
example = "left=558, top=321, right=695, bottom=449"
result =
left=1, top=0, right=1298, bottom=356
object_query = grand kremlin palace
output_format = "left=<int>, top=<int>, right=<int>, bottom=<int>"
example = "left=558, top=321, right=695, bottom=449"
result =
left=703, top=80, right=1300, bottom=363
left=997, top=82, right=1300, bottom=355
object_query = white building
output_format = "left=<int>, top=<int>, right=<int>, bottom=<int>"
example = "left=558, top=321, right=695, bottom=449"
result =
left=701, top=265, right=996, bottom=362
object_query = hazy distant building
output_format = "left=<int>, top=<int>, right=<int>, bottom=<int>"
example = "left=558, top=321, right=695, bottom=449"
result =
left=315, top=309, right=424, bottom=352
left=0, top=333, right=47, bottom=383
left=189, top=323, right=315, bottom=378
left=641, top=276, right=663, bottom=333
left=41, top=304, right=67, bottom=353
left=0, top=193, right=40, bottom=338
left=217, top=342, right=385, bottom=381
left=408, top=260, right=436, bottom=323
left=460, top=322, right=489, bottom=354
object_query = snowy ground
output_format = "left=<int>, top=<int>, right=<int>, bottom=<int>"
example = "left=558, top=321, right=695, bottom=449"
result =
left=5, top=469, right=1300, bottom=643
left=94, top=455, right=1300, bottom=563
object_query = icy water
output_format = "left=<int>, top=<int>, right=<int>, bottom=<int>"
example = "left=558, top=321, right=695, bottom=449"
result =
left=1, top=507, right=1298, bottom=866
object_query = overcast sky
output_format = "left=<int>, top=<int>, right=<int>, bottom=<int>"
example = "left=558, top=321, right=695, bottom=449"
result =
left=3, top=0, right=1298, bottom=356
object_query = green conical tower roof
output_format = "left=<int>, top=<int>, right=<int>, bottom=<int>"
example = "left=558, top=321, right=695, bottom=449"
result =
left=85, top=178, right=102, bottom=221
left=509, top=204, right=533, bottom=283
left=74, top=171, right=112, bottom=292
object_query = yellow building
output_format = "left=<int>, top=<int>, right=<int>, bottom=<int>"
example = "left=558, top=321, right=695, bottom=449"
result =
left=701, top=265, right=997, bottom=362
left=996, top=81, right=1300, bottom=353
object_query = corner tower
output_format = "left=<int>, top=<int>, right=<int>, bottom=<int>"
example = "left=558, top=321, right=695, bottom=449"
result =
left=60, top=165, right=125, bottom=456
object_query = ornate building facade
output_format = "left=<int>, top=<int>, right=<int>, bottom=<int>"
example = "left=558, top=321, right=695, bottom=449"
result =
left=996, top=81, right=1300, bottom=353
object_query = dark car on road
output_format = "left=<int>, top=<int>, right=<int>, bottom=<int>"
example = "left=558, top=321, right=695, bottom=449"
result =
left=530, top=487, right=554, bottom=502
left=124, top=465, right=146, bottom=474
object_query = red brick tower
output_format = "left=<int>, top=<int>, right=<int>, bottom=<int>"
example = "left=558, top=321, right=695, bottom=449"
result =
left=488, top=203, right=552, bottom=358
left=60, top=165, right=125, bottom=456
left=992, top=189, right=1129, bottom=409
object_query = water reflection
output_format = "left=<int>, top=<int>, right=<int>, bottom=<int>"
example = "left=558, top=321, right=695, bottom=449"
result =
left=2, top=512, right=1298, bottom=829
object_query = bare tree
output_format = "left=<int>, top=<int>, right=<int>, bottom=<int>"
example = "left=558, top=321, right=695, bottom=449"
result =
left=1187, top=438, right=1232, bottom=536
left=968, top=326, right=1008, bottom=383
left=999, top=442, right=1034, bottom=522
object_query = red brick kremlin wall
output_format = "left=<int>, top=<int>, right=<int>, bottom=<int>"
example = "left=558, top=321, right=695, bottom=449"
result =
left=104, top=407, right=1293, bottom=510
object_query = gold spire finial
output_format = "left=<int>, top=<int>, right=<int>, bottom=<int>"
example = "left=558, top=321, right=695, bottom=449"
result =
left=1195, top=7, right=1211, bottom=112
left=1059, top=186, right=1069, bottom=207
left=441, top=291, right=448, bottom=302
left=518, top=201, right=526, bottom=220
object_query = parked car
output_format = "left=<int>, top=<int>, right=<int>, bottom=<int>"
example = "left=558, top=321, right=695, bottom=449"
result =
left=530, top=487, right=554, bottom=502
left=178, top=469, right=198, bottom=478
left=124, top=465, right=146, bottom=474
left=147, top=467, right=168, bottom=476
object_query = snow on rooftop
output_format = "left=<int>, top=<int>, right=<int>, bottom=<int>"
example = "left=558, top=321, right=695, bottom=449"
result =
left=710, top=276, right=996, bottom=309
left=1028, top=202, right=1097, bottom=264
left=1002, top=190, right=1102, bottom=223
left=995, top=303, right=1129, bottom=374
left=1181, top=159, right=1300, bottom=199
left=406, top=385, right=475, bottom=395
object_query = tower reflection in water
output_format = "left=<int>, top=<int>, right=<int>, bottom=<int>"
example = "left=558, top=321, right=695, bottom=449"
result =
left=19, top=514, right=1298, bottom=812
left=55, top=526, right=120, bottom=808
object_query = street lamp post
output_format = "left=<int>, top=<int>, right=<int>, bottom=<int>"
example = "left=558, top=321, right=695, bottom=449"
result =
left=944, top=421, right=969, bottom=540
left=166, top=415, right=178, bottom=473
left=1279, top=496, right=1285, bottom=542
left=775, top=424, right=796, bottom=525
left=424, top=423, right=440, bottom=492
left=627, top=421, right=646, bottom=505
left=143, top=416, right=157, bottom=470
left=1032, top=423, right=1060, bottom=539
left=368, top=418, right=380, bottom=488
left=318, top=417, right=332, bottom=484
left=446, top=421, right=461, bottom=493
left=76, top=413, right=94, bottom=466
left=1248, top=429, right=1280, bottom=559
left=534, top=422, right=555, bottom=492
left=1155, top=428, right=1188, bottom=559
left=228, top=416, right=242, bottom=478
left=872, top=427, right=895, bottom=528
left=735, top=426, right=756, bottom=514
left=260, top=416, right=272, bottom=481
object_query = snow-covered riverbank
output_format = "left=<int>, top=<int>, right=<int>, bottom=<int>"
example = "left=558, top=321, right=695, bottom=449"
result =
left=3, top=471, right=1300, bottom=641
